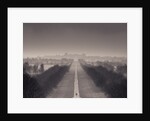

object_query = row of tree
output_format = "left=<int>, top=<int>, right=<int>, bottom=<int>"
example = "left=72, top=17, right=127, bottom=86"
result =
left=23, top=63, right=72, bottom=98
left=79, top=59, right=127, bottom=98
left=23, top=62, right=44, bottom=74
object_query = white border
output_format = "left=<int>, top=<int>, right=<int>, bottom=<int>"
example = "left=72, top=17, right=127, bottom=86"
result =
left=8, top=8, right=142, bottom=113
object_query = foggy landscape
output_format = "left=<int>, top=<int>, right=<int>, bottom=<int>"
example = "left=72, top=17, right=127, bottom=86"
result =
left=23, top=23, right=127, bottom=98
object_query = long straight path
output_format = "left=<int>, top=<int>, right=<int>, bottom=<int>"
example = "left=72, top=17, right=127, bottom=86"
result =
left=73, top=61, right=80, bottom=98
left=46, top=61, right=107, bottom=98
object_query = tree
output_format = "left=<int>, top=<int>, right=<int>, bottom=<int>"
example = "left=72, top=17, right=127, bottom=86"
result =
left=40, top=64, right=44, bottom=73
left=33, top=64, right=38, bottom=73
left=23, top=62, right=30, bottom=73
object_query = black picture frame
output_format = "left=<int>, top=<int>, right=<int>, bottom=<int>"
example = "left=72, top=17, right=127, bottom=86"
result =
left=1, top=0, right=149, bottom=118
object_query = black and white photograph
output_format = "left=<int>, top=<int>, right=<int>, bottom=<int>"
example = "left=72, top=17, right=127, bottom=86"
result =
left=7, top=8, right=143, bottom=113
left=23, top=23, right=127, bottom=98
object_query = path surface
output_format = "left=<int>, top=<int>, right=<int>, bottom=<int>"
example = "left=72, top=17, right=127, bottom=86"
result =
left=73, top=61, right=80, bottom=98
left=46, top=61, right=107, bottom=98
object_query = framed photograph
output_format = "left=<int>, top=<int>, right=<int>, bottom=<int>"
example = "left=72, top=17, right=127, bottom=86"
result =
left=7, top=7, right=143, bottom=114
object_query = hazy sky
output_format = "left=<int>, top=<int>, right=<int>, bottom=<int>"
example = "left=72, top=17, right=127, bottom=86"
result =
left=23, top=23, right=127, bottom=58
